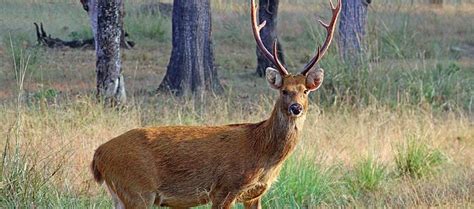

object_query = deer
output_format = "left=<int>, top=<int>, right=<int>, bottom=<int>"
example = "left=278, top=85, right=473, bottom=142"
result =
left=91, top=0, right=341, bottom=208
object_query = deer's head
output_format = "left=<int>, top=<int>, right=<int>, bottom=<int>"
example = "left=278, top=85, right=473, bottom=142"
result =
left=251, top=0, right=341, bottom=118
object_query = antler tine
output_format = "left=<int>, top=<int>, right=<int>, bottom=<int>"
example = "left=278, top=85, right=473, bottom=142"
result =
left=300, top=0, right=341, bottom=76
left=251, top=0, right=288, bottom=75
left=272, top=40, right=288, bottom=74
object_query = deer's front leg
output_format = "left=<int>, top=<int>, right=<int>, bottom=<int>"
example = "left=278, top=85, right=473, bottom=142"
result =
left=238, top=182, right=267, bottom=202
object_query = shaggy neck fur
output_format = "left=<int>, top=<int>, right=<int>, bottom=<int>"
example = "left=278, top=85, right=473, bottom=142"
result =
left=252, top=99, right=306, bottom=165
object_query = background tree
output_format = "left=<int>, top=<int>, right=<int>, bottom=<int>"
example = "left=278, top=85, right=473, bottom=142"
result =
left=338, top=0, right=370, bottom=65
left=255, top=0, right=285, bottom=77
left=159, top=0, right=222, bottom=96
left=429, top=0, right=443, bottom=5
left=95, top=0, right=126, bottom=105
left=81, top=0, right=132, bottom=48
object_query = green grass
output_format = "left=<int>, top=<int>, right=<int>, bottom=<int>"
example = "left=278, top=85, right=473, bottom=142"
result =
left=125, top=12, right=171, bottom=43
left=263, top=155, right=341, bottom=207
left=395, top=137, right=447, bottom=178
left=345, top=157, right=387, bottom=196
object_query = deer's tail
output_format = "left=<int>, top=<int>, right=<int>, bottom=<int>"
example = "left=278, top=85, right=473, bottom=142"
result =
left=91, top=153, right=104, bottom=184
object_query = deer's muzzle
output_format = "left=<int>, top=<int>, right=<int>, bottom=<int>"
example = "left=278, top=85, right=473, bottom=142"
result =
left=289, top=103, right=303, bottom=116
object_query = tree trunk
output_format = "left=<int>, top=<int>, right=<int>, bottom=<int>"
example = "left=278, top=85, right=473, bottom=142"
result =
left=429, top=0, right=443, bottom=5
left=338, top=0, right=369, bottom=65
left=158, top=0, right=222, bottom=96
left=255, top=0, right=285, bottom=77
left=95, top=0, right=126, bottom=105
left=84, top=0, right=131, bottom=49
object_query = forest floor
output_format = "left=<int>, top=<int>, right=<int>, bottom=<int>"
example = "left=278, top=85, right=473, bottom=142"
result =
left=0, top=0, right=473, bottom=208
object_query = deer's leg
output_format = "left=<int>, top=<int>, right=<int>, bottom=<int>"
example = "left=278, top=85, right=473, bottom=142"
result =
left=107, top=184, right=155, bottom=209
left=211, top=191, right=238, bottom=209
left=105, top=183, right=125, bottom=209
left=121, top=191, right=155, bottom=209
left=238, top=183, right=267, bottom=202
left=243, top=198, right=261, bottom=209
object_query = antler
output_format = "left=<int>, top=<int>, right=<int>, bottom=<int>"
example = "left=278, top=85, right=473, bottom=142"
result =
left=251, top=0, right=288, bottom=75
left=300, top=0, right=341, bottom=76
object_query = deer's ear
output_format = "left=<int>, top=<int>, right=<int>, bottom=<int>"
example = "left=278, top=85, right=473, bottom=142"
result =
left=266, top=67, right=283, bottom=89
left=305, top=68, right=324, bottom=91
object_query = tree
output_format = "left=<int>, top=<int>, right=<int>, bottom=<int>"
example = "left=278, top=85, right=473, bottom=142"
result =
left=95, top=0, right=126, bottom=105
left=429, top=0, right=443, bottom=5
left=158, top=0, right=222, bottom=96
left=80, top=0, right=132, bottom=48
left=338, top=0, right=370, bottom=64
left=255, top=0, right=285, bottom=77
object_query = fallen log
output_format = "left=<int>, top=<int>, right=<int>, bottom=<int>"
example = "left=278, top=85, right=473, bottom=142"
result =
left=33, top=22, right=135, bottom=49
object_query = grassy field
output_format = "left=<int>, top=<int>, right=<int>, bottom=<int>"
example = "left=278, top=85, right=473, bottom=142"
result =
left=1, top=0, right=473, bottom=208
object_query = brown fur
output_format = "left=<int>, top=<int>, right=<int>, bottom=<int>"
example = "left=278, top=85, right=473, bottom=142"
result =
left=91, top=157, right=103, bottom=183
left=91, top=73, right=323, bottom=209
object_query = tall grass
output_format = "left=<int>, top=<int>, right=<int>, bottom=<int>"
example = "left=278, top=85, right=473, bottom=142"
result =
left=1, top=38, right=58, bottom=208
left=345, top=157, right=387, bottom=195
left=395, top=136, right=446, bottom=178
left=264, top=155, right=341, bottom=207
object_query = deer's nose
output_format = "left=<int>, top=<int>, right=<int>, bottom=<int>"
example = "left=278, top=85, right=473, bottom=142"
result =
left=289, top=103, right=303, bottom=116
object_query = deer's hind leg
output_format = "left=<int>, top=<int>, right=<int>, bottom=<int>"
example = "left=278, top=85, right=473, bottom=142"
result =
left=105, top=183, right=125, bottom=209
left=120, top=191, right=156, bottom=209
left=105, top=182, right=155, bottom=209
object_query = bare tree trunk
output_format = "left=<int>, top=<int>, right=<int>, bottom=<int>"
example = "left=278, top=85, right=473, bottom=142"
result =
left=95, top=0, right=126, bottom=105
left=83, top=0, right=131, bottom=49
left=338, top=0, right=369, bottom=65
left=429, top=0, right=443, bottom=5
left=255, top=0, right=285, bottom=77
left=158, top=0, right=222, bottom=96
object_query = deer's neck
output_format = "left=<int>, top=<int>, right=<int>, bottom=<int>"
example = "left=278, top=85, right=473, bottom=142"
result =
left=253, top=100, right=306, bottom=164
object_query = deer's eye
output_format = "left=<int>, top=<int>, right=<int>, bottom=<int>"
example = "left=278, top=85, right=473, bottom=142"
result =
left=282, top=90, right=289, bottom=95
left=304, top=90, right=309, bottom=94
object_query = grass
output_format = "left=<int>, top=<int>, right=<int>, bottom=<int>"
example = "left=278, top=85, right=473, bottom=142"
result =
left=346, top=157, right=387, bottom=195
left=263, top=155, right=340, bottom=207
left=0, top=0, right=473, bottom=208
left=395, top=136, right=446, bottom=178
